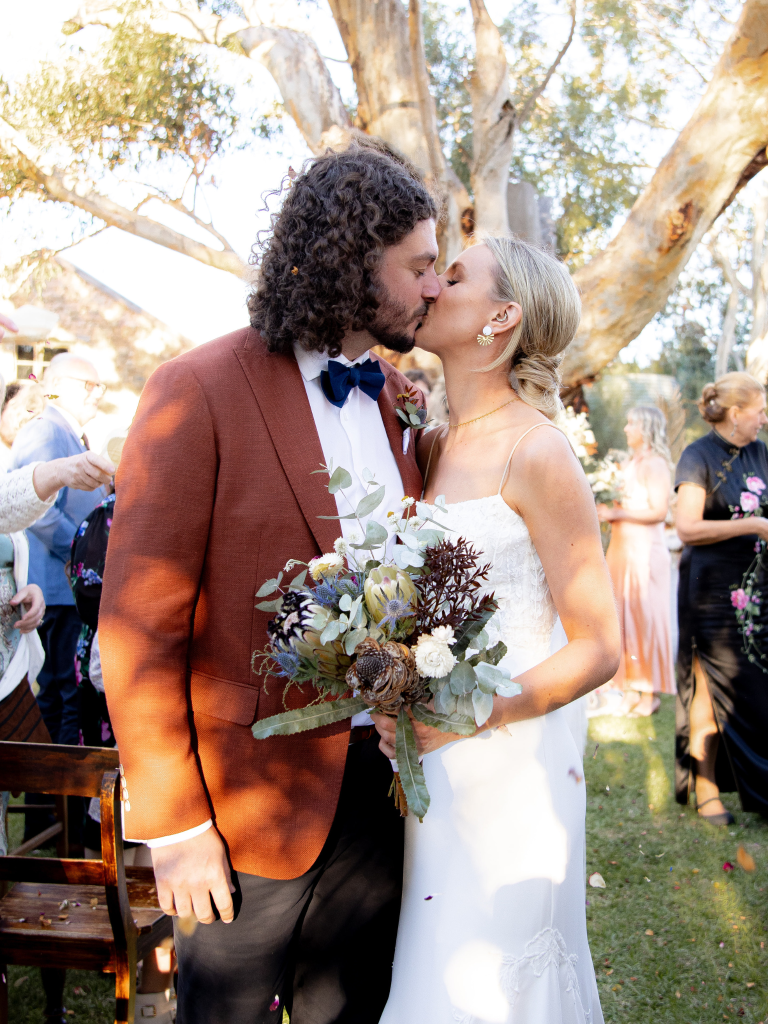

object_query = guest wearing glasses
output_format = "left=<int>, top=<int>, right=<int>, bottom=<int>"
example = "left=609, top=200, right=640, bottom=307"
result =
left=10, top=353, right=108, bottom=749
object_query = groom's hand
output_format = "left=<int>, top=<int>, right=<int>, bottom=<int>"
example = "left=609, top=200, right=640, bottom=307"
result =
left=151, top=826, right=236, bottom=925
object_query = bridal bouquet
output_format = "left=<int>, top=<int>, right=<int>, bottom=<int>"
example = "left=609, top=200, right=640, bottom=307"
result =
left=251, top=463, right=521, bottom=819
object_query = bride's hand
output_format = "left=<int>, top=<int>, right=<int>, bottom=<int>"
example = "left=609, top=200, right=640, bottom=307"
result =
left=371, top=708, right=470, bottom=760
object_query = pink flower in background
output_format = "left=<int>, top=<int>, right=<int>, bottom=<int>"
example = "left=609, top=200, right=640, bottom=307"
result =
left=746, top=476, right=766, bottom=494
left=731, top=589, right=748, bottom=610
left=740, top=491, right=759, bottom=512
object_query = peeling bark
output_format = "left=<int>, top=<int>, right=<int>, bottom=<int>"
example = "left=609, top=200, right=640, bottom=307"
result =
left=0, top=116, right=247, bottom=278
left=563, top=0, right=768, bottom=387
left=468, top=0, right=515, bottom=235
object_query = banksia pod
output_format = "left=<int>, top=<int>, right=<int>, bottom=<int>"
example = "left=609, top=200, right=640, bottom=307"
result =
left=346, top=637, right=426, bottom=714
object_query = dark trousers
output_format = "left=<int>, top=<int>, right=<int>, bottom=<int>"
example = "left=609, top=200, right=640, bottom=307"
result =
left=36, top=604, right=83, bottom=745
left=25, top=605, right=84, bottom=845
left=174, top=735, right=404, bottom=1024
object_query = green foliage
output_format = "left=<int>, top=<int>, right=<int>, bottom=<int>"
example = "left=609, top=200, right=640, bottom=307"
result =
left=1, top=9, right=238, bottom=201
left=649, top=320, right=715, bottom=444
left=423, top=0, right=730, bottom=259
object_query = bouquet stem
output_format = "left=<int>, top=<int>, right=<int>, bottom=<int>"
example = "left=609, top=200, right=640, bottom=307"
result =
left=389, top=772, right=409, bottom=817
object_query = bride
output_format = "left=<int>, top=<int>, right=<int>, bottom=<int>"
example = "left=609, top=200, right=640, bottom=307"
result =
left=373, top=236, right=620, bottom=1024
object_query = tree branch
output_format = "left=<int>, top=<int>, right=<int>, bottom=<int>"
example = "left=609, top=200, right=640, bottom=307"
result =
left=67, top=0, right=351, bottom=154
left=408, top=0, right=446, bottom=186
left=0, top=116, right=247, bottom=278
left=562, top=0, right=768, bottom=387
left=517, top=0, right=577, bottom=126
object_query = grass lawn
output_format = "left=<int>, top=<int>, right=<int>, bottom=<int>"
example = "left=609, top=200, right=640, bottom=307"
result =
left=587, top=694, right=768, bottom=1024
left=9, top=694, right=768, bottom=1022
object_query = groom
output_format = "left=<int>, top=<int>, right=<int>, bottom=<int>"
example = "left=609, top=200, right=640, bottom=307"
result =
left=100, top=144, right=440, bottom=1023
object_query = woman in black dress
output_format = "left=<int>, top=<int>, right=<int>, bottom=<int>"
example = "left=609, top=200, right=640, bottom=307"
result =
left=675, top=372, right=768, bottom=824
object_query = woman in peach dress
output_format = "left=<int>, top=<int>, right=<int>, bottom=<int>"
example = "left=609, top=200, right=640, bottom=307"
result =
left=598, top=406, right=676, bottom=715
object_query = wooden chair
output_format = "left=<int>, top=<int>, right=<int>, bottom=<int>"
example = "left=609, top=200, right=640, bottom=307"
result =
left=0, top=741, right=172, bottom=1024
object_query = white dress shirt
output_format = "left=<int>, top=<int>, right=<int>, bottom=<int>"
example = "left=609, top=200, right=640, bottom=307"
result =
left=143, top=345, right=405, bottom=847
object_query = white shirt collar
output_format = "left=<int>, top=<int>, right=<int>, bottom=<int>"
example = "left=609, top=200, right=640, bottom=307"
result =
left=51, top=404, right=85, bottom=441
left=293, top=343, right=371, bottom=383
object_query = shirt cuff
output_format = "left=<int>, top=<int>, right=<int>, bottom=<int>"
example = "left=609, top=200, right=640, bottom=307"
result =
left=142, top=819, right=213, bottom=849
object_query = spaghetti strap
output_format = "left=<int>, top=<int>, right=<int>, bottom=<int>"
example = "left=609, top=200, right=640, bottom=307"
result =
left=421, top=427, right=445, bottom=500
left=497, top=421, right=570, bottom=495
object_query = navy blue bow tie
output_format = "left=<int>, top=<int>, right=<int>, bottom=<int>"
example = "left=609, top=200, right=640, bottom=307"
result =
left=320, top=358, right=386, bottom=409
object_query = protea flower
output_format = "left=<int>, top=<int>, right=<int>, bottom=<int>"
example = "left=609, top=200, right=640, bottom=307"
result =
left=364, top=567, right=418, bottom=636
left=346, top=637, right=426, bottom=714
left=267, top=592, right=319, bottom=648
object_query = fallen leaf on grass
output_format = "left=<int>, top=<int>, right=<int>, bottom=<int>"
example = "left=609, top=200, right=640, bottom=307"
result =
left=73, top=986, right=86, bottom=995
left=737, top=846, right=756, bottom=872
left=645, top=929, right=654, bottom=936
left=588, top=872, right=606, bottom=888
left=13, top=976, right=28, bottom=987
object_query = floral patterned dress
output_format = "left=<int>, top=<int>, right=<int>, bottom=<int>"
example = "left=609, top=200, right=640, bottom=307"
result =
left=674, top=429, right=768, bottom=815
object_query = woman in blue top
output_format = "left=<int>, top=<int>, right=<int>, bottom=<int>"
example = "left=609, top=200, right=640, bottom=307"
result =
left=675, top=372, right=768, bottom=824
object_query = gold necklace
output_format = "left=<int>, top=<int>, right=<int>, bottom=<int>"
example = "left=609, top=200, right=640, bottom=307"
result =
left=449, top=398, right=516, bottom=429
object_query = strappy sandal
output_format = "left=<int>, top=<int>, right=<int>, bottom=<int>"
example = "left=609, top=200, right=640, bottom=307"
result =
left=696, top=796, right=735, bottom=826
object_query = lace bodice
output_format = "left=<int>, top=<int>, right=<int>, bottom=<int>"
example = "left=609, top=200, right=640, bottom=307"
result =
left=442, top=494, right=558, bottom=662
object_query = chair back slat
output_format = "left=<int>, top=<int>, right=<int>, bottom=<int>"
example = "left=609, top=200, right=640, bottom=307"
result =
left=0, top=742, right=119, bottom=796
left=0, top=856, right=106, bottom=885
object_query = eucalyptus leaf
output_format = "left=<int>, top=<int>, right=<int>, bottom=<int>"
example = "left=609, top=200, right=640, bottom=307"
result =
left=474, top=629, right=489, bottom=651
left=484, top=641, right=507, bottom=666
left=496, top=681, right=524, bottom=699
left=434, top=685, right=457, bottom=715
left=320, top=620, right=341, bottom=644
left=449, top=660, right=476, bottom=695
left=338, top=593, right=353, bottom=612
left=400, top=530, right=420, bottom=550
left=411, top=702, right=475, bottom=735
left=395, top=708, right=430, bottom=821
left=408, top=412, right=422, bottom=427
left=456, top=692, right=475, bottom=718
left=312, top=608, right=331, bottom=631
left=404, top=402, right=418, bottom=414
left=395, top=407, right=411, bottom=425
left=356, top=485, right=386, bottom=518
left=344, top=627, right=368, bottom=655
left=351, top=520, right=388, bottom=550
left=288, top=569, right=308, bottom=591
left=472, top=688, right=495, bottom=726
left=251, top=697, right=369, bottom=739
left=255, top=579, right=278, bottom=598
left=256, top=598, right=283, bottom=613
left=474, top=661, right=510, bottom=692
left=448, top=712, right=476, bottom=731
left=328, top=466, right=353, bottom=494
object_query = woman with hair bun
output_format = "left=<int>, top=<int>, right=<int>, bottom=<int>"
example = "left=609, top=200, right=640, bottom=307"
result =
left=675, top=371, right=768, bottom=825
left=375, top=236, right=619, bottom=1024
left=597, top=406, right=675, bottom=716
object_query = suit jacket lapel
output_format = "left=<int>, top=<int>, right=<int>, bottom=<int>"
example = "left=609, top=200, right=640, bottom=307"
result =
left=234, top=331, right=339, bottom=555
left=377, top=364, right=423, bottom=502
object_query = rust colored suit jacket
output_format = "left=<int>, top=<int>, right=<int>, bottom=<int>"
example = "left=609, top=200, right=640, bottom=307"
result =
left=99, top=328, right=422, bottom=879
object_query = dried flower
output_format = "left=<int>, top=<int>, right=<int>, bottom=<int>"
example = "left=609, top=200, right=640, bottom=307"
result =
left=333, top=537, right=348, bottom=556
left=430, top=625, right=456, bottom=646
left=401, top=496, right=416, bottom=508
left=308, top=553, right=345, bottom=580
left=414, top=634, right=456, bottom=678
left=346, top=637, right=425, bottom=714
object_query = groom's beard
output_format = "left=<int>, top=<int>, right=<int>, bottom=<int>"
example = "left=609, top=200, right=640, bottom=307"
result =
left=368, top=288, right=428, bottom=354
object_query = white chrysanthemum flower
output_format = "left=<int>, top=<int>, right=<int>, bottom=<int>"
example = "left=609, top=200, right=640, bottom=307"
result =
left=414, top=635, right=457, bottom=679
left=333, top=537, right=348, bottom=556
left=430, top=624, right=456, bottom=646
left=308, top=553, right=345, bottom=581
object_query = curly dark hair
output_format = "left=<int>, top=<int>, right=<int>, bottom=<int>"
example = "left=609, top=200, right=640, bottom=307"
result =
left=247, top=143, right=438, bottom=356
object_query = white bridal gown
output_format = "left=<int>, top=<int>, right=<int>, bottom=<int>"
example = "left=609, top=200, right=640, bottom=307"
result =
left=380, top=436, right=603, bottom=1024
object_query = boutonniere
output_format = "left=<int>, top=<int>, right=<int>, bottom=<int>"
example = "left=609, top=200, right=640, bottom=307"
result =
left=394, top=388, right=428, bottom=432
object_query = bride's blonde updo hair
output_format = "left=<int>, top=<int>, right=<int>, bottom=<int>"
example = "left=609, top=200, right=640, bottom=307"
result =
left=698, top=371, right=765, bottom=423
left=481, top=236, right=581, bottom=420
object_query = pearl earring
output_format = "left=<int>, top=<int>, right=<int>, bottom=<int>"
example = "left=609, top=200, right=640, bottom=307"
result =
left=477, top=325, right=494, bottom=346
